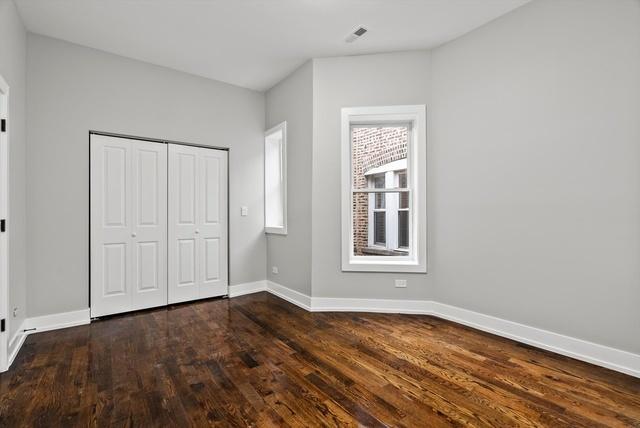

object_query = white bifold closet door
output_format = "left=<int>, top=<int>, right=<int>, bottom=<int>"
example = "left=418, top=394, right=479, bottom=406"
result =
left=90, top=135, right=168, bottom=317
left=168, top=144, right=228, bottom=304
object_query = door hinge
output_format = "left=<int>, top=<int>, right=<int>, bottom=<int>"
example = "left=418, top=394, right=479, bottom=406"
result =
left=0, top=219, right=5, bottom=232
left=1, top=319, right=5, bottom=333
left=1, top=119, right=5, bottom=132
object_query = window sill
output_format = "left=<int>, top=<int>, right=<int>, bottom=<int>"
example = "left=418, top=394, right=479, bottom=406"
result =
left=361, top=247, right=409, bottom=256
left=265, top=227, right=287, bottom=236
left=342, top=258, right=427, bottom=273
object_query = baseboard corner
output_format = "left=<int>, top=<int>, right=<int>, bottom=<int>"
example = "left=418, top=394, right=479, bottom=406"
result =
left=266, top=281, right=312, bottom=311
left=228, top=280, right=268, bottom=297
left=6, top=320, right=28, bottom=371
left=25, top=308, right=91, bottom=334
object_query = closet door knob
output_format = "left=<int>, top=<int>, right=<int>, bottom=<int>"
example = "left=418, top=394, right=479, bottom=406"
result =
left=131, top=232, right=137, bottom=238
left=195, top=229, right=200, bottom=234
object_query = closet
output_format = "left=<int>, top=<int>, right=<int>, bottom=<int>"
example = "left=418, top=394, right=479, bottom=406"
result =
left=90, top=134, right=228, bottom=318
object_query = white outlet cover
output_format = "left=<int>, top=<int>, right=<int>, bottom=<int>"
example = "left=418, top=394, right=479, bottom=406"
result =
left=272, top=266, right=279, bottom=274
left=395, top=279, right=407, bottom=288
left=241, top=206, right=249, bottom=216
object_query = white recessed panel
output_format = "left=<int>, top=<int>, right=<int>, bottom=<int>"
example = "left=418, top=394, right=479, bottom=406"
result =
left=137, top=241, right=158, bottom=291
left=204, top=238, right=220, bottom=281
left=103, top=146, right=126, bottom=227
left=178, top=238, right=196, bottom=286
left=137, top=149, right=159, bottom=226
left=204, top=156, right=220, bottom=224
left=178, top=153, right=196, bottom=225
left=103, top=243, right=126, bottom=296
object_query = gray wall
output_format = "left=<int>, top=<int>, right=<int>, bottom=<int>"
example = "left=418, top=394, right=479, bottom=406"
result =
left=430, top=0, right=640, bottom=354
left=27, top=34, right=266, bottom=318
left=265, top=61, right=313, bottom=295
left=311, top=51, right=433, bottom=300
left=0, top=0, right=27, bottom=339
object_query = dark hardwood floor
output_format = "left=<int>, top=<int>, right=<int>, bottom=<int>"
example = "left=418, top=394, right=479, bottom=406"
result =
left=0, top=292, right=638, bottom=427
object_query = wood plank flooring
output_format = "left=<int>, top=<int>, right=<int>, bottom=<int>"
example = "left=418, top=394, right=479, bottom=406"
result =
left=1, top=292, right=639, bottom=427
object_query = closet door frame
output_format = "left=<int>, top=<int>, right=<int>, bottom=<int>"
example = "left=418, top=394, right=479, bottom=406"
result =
left=89, top=131, right=230, bottom=318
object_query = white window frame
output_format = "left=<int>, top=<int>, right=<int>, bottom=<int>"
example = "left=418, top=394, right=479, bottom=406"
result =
left=341, top=105, right=427, bottom=273
left=264, top=121, right=287, bottom=235
left=365, top=164, right=408, bottom=252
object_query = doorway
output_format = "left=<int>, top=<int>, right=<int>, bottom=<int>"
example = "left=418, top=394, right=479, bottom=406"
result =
left=0, top=74, right=9, bottom=371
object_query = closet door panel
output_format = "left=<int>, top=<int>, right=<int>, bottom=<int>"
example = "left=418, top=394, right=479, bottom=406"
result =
left=168, top=144, right=200, bottom=303
left=91, top=135, right=167, bottom=317
left=199, top=149, right=228, bottom=298
left=131, top=141, right=167, bottom=310
left=168, top=144, right=228, bottom=303
left=91, top=136, right=133, bottom=317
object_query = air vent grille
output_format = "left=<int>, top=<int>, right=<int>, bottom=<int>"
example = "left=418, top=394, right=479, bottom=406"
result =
left=354, top=27, right=367, bottom=36
left=345, top=26, right=368, bottom=43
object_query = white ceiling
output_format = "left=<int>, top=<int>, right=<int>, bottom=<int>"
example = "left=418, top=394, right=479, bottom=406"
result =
left=15, top=0, right=529, bottom=91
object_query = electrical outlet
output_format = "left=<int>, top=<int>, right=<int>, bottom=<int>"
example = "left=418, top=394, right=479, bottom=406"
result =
left=272, top=266, right=279, bottom=274
left=395, top=279, right=407, bottom=288
left=241, top=206, right=249, bottom=216
left=13, top=307, right=18, bottom=317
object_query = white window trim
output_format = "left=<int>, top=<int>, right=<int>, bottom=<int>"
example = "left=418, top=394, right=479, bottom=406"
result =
left=264, top=121, right=287, bottom=235
left=341, top=105, right=427, bottom=273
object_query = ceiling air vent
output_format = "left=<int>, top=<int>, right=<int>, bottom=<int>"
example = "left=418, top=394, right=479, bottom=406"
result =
left=345, top=26, right=368, bottom=43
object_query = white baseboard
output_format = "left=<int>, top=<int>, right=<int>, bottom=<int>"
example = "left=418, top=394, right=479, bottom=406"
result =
left=266, top=281, right=312, bottom=311
left=245, top=281, right=640, bottom=378
left=225, top=279, right=312, bottom=310
left=228, top=280, right=267, bottom=297
left=312, top=296, right=434, bottom=314
left=25, top=308, right=90, bottom=334
left=429, top=301, right=640, bottom=379
left=7, top=320, right=27, bottom=370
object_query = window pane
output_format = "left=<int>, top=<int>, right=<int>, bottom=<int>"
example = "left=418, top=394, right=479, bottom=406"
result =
left=351, top=126, right=408, bottom=190
left=398, top=170, right=409, bottom=209
left=352, top=192, right=368, bottom=255
left=373, top=174, right=385, bottom=208
left=352, top=192, right=409, bottom=256
left=265, top=130, right=283, bottom=228
left=398, top=211, right=409, bottom=248
left=374, top=212, right=386, bottom=245
left=398, top=170, right=407, bottom=187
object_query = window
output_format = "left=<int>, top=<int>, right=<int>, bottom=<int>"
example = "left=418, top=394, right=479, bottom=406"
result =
left=341, top=105, right=426, bottom=272
left=265, top=122, right=287, bottom=234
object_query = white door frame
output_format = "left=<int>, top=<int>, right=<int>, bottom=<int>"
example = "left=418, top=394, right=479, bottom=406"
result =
left=0, top=74, right=10, bottom=372
left=88, top=131, right=230, bottom=317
